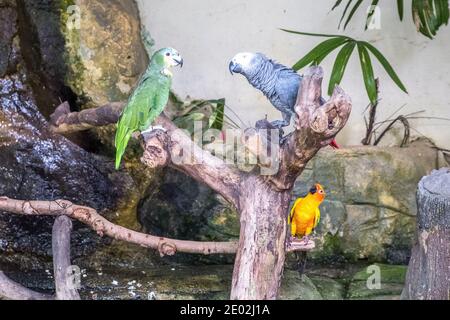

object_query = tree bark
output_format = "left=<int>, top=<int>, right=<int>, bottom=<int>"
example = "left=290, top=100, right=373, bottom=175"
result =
left=52, top=216, right=81, bottom=300
left=0, top=272, right=53, bottom=300
left=230, top=67, right=351, bottom=299
left=231, top=175, right=291, bottom=299
left=402, top=168, right=450, bottom=300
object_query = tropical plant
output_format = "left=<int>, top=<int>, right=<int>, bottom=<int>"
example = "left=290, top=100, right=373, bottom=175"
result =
left=282, top=1, right=448, bottom=145
left=280, top=29, right=407, bottom=105
left=332, top=0, right=449, bottom=39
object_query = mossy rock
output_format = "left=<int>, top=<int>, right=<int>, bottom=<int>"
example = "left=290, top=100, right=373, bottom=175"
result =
left=309, top=275, right=345, bottom=300
left=347, top=264, right=407, bottom=300
left=61, top=0, right=148, bottom=106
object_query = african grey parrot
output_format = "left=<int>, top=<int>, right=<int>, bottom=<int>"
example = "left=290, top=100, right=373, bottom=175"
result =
left=228, top=52, right=339, bottom=148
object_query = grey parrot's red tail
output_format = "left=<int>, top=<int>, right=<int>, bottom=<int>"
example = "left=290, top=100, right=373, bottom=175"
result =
left=329, top=139, right=340, bottom=149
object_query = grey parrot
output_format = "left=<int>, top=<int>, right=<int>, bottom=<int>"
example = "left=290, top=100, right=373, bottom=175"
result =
left=228, top=52, right=339, bottom=148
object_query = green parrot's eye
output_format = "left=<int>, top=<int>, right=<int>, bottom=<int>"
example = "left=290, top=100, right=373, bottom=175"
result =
left=165, top=52, right=170, bottom=56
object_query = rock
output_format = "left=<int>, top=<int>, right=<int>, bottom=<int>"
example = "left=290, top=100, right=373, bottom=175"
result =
left=309, top=275, right=345, bottom=300
left=296, top=140, right=438, bottom=263
left=61, top=0, right=148, bottom=106
left=278, top=272, right=323, bottom=300
left=137, top=168, right=238, bottom=264
left=347, top=264, right=407, bottom=300
left=137, top=141, right=437, bottom=266
left=1, top=264, right=331, bottom=300
left=0, top=0, right=124, bottom=270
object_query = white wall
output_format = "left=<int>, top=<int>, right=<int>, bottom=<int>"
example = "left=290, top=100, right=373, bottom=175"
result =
left=137, top=0, right=450, bottom=148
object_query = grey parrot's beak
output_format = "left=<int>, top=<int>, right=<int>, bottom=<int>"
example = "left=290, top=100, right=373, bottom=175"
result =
left=229, top=61, right=235, bottom=75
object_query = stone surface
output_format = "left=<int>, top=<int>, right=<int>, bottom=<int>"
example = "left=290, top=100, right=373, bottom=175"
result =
left=0, top=0, right=125, bottom=270
left=347, top=264, right=407, bottom=300
left=294, top=140, right=438, bottom=263
left=1, top=263, right=409, bottom=300
left=62, top=0, right=148, bottom=106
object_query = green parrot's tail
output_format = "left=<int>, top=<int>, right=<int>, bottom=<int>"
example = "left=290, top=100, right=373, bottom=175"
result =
left=115, top=128, right=133, bottom=170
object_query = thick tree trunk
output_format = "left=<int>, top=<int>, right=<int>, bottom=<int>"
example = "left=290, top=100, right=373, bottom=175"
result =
left=231, top=176, right=291, bottom=299
left=402, top=168, right=450, bottom=300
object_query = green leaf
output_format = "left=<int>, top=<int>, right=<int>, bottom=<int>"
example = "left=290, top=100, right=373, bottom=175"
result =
left=280, top=29, right=350, bottom=39
left=208, top=99, right=225, bottom=130
left=440, top=0, right=450, bottom=25
left=357, top=43, right=377, bottom=105
left=328, top=41, right=356, bottom=95
left=339, top=0, right=353, bottom=29
left=365, top=0, right=380, bottom=30
left=292, top=37, right=349, bottom=71
left=361, top=41, right=408, bottom=94
left=412, top=0, right=449, bottom=38
left=344, top=0, right=364, bottom=29
left=397, top=0, right=404, bottom=21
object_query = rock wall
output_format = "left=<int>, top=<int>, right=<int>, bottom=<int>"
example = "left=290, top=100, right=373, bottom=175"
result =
left=294, top=140, right=438, bottom=264
left=141, top=140, right=438, bottom=265
left=0, top=0, right=140, bottom=270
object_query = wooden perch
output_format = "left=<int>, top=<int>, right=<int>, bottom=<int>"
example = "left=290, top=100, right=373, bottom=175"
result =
left=52, top=216, right=80, bottom=300
left=0, top=216, right=80, bottom=300
left=140, top=115, right=242, bottom=207
left=0, top=272, right=53, bottom=300
left=0, top=197, right=237, bottom=256
left=402, top=168, right=450, bottom=300
left=49, top=101, right=124, bottom=134
left=269, top=67, right=352, bottom=190
left=0, top=197, right=311, bottom=256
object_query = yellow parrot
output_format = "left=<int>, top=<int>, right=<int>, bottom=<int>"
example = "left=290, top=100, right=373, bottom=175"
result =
left=288, top=183, right=326, bottom=275
left=288, top=183, right=326, bottom=244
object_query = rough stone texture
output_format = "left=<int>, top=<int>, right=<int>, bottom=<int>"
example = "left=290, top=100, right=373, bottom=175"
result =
left=0, top=0, right=122, bottom=270
left=347, top=264, right=407, bottom=300
left=1, top=262, right=409, bottom=300
left=62, top=0, right=148, bottom=106
left=0, top=264, right=330, bottom=300
left=137, top=168, right=238, bottom=264
left=158, top=140, right=438, bottom=265
left=294, top=140, right=438, bottom=263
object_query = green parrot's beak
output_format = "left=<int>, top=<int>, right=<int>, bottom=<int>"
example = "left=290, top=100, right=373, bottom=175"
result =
left=174, top=57, right=183, bottom=68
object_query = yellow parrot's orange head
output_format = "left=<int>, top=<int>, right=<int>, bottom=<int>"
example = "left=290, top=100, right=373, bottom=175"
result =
left=309, top=183, right=326, bottom=202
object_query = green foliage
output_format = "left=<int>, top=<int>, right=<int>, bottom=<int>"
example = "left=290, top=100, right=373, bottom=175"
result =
left=332, top=0, right=449, bottom=38
left=170, top=96, right=227, bottom=136
left=281, top=30, right=407, bottom=104
left=412, top=0, right=450, bottom=39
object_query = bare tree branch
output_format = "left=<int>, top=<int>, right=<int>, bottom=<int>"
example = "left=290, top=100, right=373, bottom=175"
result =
left=0, top=196, right=311, bottom=255
left=49, top=103, right=242, bottom=208
left=0, top=196, right=237, bottom=256
left=141, top=115, right=242, bottom=207
left=49, top=102, right=124, bottom=134
left=267, top=66, right=352, bottom=190
left=0, top=271, right=53, bottom=300
left=52, top=216, right=80, bottom=300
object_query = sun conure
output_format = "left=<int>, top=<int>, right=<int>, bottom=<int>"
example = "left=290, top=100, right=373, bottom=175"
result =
left=288, top=183, right=326, bottom=275
left=114, top=47, right=183, bottom=170
left=289, top=183, right=326, bottom=243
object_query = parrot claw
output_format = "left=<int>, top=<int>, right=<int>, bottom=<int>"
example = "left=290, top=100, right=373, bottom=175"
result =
left=301, top=236, right=310, bottom=244
left=141, top=125, right=167, bottom=134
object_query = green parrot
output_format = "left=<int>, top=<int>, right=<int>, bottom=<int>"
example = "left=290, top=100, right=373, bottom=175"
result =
left=115, top=47, right=183, bottom=170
